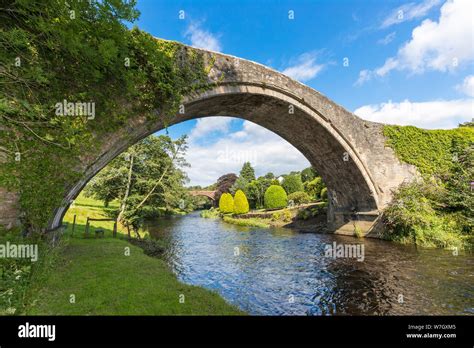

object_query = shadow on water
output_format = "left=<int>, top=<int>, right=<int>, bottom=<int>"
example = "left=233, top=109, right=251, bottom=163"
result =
left=143, top=212, right=474, bottom=316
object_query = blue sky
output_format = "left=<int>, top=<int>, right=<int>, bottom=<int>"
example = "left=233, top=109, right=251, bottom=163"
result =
left=130, top=0, right=474, bottom=186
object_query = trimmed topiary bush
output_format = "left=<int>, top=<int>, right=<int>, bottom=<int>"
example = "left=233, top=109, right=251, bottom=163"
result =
left=233, top=190, right=249, bottom=214
left=320, top=187, right=328, bottom=200
left=288, top=191, right=311, bottom=205
left=264, top=185, right=288, bottom=209
left=219, top=193, right=234, bottom=213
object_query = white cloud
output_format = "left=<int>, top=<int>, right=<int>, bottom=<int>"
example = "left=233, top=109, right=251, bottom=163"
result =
left=355, top=69, right=373, bottom=86
left=184, top=118, right=310, bottom=186
left=381, top=0, right=442, bottom=28
left=185, top=22, right=221, bottom=52
left=188, top=117, right=233, bottom=141
left=354, top=98, right=474, bottom=129
left=456, top=75, right=474, bottom=97
left=377, top=31, right=397, bottom=45
left=281, top=52, right=325, bottom=82
left=358, top=0, right=474, bottom=84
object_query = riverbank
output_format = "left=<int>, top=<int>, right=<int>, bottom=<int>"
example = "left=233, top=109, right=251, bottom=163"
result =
left=2, top=195, right=243, bottom=315
left=25, top=237, right=243, bottom=315
left=203, top=203, right=328, bottom=233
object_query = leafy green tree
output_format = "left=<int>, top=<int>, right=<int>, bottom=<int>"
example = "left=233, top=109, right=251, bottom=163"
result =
left=264, top=172, right=275, bottom=180
left=219, top=193, right=234, bottom=213
left=264, top=185, right=288, bottom=209
left=230, top=162, right=256, bottom=194
left=282, top=174, right=304, bottom=195
left=443, top=143, right=474, bottom=231
left=85, top=135, right=189, bottom=234
left=301, top=167, right=318, bottom=183
left=233, top=190, right=249, bottom=214
left=304, top=177, right=325, bottom=199
left=288, top=191, right=311, bottom=205
left=240, top=162, right=256, bottom=182
left=245, top=177, right=273, bottom=209
left=231, top=176, right=248, bottom=194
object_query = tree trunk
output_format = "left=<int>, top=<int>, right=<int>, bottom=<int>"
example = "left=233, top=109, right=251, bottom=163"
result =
left=134, top=143, right=183, bottom=211
left=117, top=153, right=134, bottom=223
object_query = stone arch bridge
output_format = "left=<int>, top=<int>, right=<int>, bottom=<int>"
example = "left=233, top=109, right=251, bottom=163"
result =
left=189, top=190, right=217, bottom=201
left=0, top=38, right=417, bottom=235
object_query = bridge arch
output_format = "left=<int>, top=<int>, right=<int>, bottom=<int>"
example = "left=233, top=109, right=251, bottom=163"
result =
left=46, top=42, right=417, bottom=233
left=189, top=190, right=216, bottom=201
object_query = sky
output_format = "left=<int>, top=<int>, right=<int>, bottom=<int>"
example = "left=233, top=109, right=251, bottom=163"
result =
left=130, top=0, right=474, bottom=186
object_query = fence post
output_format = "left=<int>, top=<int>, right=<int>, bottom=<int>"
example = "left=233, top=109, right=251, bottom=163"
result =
left=85, top=217, right=90, bottom=237
left=113, top=220, right=117, bottom=238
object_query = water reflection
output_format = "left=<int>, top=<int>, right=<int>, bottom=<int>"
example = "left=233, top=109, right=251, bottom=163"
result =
left=144, top=212, right=474, bottom=315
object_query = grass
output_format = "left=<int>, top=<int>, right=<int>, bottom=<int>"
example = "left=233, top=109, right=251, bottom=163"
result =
left=25, top=237, right=243, bottom=315
left=64, top=192, right=142, bottom=239
left=19, top=194, right=243, bottom=315
left=200, top=208, right=220, bottom=218
left=222, top=216, right=270, bottom=228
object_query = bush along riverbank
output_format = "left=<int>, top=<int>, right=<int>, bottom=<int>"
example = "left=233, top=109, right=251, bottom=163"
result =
left=206, top=203, right=328, bottom=231
left=0, top=195, right=243, bottom=315
left=198, top=166, right=330, bottom=231
left=382, top=124, right=474, bottom=251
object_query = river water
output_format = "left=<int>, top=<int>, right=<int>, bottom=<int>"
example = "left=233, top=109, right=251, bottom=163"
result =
left=145, top=211, right=474, bottom=315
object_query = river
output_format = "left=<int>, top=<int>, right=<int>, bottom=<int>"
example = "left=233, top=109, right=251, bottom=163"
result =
left=144, top=211, right=474, bottom=315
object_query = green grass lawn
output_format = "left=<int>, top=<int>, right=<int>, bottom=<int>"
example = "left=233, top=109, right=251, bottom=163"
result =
left=24, top=193, right=243, bottom=315
left=223, top=216, right=271, bottom=228
left=63, top=192, right=139, bottom=238
left=26, top=237, right=242, bottom=315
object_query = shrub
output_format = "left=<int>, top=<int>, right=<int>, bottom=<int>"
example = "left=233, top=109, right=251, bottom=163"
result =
left=297, top=209, right=311, bottom=220
left=271, top=212, right=281, bottom=221
left=384, top=181, right=467, bottom=249
left=233, top=190, right=250, bottom=214
left=264, top=185, right=288, bottom=209
left=200, top=208, right=220, bottom=218
left=282, top=209, right=292, bottom=222
left=304, top=177, right=325, bottom=199
left=320, top=187, right=328, bottom=200
left=288, top=191, right=311, bottom=205
left=219, top=193, right=234, bottom=213
left=223, top=216, right=270, bottom=228
left=282, top=174, right=304, bottom=194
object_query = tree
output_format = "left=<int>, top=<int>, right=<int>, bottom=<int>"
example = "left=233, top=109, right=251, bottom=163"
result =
left=264, top=185, right=288, bottom=209
left=230, top=176, right=246, bottom=194
left=215, top=173, right=238, bottom=202
left=264, top=172, right=275, bottom=180
left=233, top=190, right=249, bottom=214
left=288, top=191, right=311, bottom=205
left=304, top=177, right=325, bottom=199
left=219, top=193, right=234, bottom=213
left=240, top=162, right=256, bottom=182
left=282, top=174, right=304, bottom=194
left=301, top=167, right=318, bottom=183
left=85, top=135, right=190, bottom=235
left=443, top=143, right=474, bottom=231
left=231, top=162, right=256, bottom=194
left=245, top=177, right=273, bottom=209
